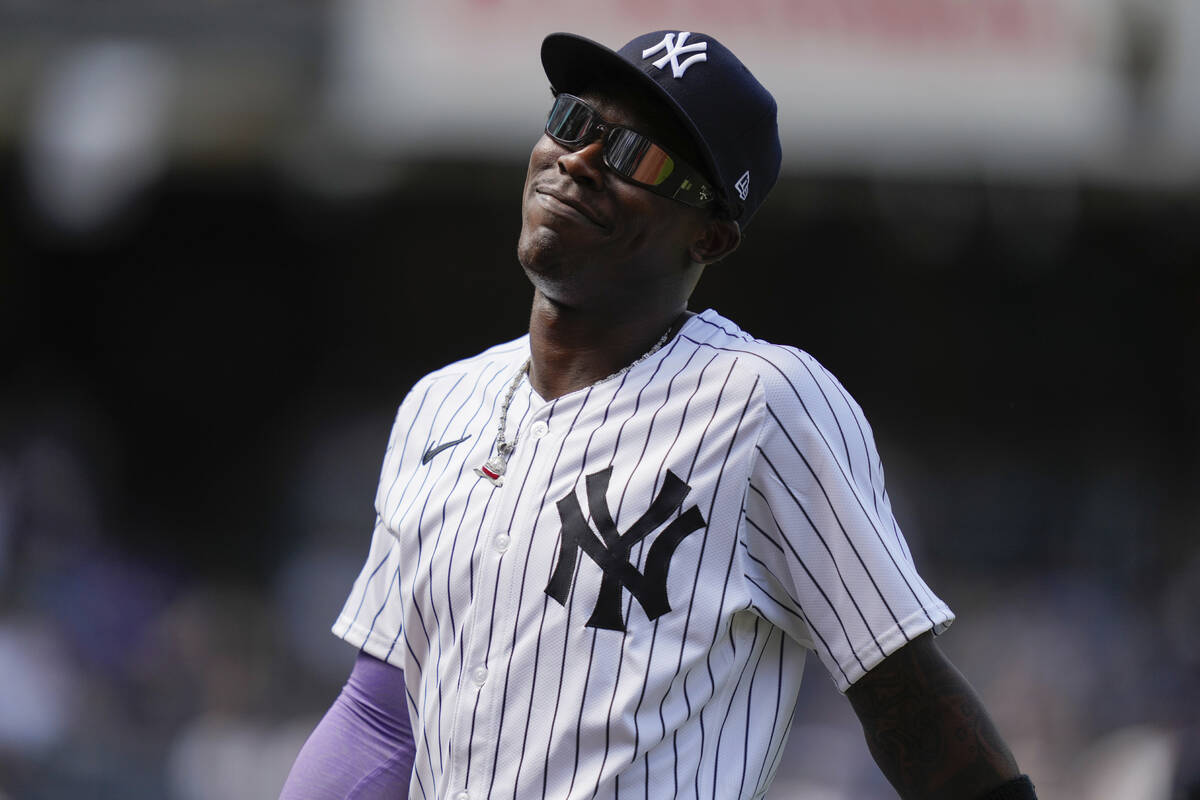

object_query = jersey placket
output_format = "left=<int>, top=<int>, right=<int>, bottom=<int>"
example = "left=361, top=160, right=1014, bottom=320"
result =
left=443, top=386, right=555, bottom=800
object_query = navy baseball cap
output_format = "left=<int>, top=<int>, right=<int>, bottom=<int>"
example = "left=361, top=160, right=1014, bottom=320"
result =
left=541, top=30, right=781, bottom=228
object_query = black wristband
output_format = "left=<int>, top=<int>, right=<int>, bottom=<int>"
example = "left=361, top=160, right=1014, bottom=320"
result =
left=976, top=775, right=1036, bottom=800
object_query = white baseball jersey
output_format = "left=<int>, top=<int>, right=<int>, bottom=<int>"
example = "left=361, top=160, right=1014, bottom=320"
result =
left=334, top=308, right=953, bottom=800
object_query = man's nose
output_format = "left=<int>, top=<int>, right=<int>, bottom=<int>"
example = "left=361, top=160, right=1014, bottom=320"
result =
left=557, top=139, right=606, bottom=188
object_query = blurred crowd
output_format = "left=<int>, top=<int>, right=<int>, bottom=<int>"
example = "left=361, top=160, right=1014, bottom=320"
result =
left=0, top=405, right=369, bottom=799
left=0, top=376, right=1196, bottom=799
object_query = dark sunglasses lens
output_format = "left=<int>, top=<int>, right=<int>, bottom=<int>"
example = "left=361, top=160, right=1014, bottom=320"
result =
left=605, top=128, right=676, bottom=186
left=546, top=96, right=594, bottom=143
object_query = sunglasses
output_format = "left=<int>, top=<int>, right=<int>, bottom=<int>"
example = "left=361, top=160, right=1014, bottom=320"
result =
left=544, top=93, right=718, bottom=209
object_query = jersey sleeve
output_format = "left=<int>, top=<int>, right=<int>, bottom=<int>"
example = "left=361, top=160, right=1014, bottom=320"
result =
left=739, top=351, right=953, bottom=692
left=331, top=394, right=421, bottom=669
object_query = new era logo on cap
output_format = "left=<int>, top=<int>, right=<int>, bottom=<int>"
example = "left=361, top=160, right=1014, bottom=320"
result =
left=642, top=32, right=708, bottom=79
left=735, top=171, right=751, bottom=201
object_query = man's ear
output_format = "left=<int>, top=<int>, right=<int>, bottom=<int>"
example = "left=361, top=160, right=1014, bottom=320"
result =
left=688, top=218, right=742, bottom=266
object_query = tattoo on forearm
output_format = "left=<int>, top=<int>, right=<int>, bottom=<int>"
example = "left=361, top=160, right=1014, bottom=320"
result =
left=846, top=635, right=1019, bottom=800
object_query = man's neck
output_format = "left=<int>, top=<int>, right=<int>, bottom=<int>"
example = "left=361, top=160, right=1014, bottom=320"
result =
left=526, top=296, right=693, bottom=401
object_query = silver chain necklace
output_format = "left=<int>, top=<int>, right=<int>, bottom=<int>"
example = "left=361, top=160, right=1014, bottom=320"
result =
left=474, top=324, right=676, bottom=486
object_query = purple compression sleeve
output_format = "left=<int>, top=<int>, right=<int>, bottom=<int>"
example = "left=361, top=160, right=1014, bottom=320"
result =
left=279, top=651, right=415, bottom=800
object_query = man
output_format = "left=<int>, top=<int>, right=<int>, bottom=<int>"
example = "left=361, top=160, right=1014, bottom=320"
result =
left=281, top=30, right=1037, bottom=800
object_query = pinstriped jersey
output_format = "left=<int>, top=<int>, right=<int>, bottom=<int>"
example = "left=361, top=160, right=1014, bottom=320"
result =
left=334, top=308, right=953, bottom=800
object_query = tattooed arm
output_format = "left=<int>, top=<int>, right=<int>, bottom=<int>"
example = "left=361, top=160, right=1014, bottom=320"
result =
left=845, top=632, right=1025, bottom=800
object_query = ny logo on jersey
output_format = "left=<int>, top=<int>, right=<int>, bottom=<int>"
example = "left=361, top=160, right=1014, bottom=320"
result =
left=642, top=32, right=708, bottom=79
left=545, top=467, right=706, bottom=631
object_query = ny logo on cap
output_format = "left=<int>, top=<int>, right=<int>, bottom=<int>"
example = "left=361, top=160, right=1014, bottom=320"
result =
left=642, top=32, right=707, bottom=79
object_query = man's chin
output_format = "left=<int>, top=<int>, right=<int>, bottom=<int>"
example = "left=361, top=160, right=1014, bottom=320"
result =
left=517, top=226, right=586, bottom=277
left=518, top=249, right=587, bottom=307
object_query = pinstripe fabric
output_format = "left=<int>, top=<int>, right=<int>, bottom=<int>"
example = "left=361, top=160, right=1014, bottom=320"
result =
left=334, top=309, right=953, bottom=800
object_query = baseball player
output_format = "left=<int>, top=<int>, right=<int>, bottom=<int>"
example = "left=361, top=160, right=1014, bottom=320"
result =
left=281, top=30, right=1036, bottom=800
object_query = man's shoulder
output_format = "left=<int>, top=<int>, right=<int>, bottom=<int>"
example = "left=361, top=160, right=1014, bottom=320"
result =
left=391, top=335, right=528, bottom=418
left=412, top=335, right=530, bottom=388
left=687, top=309, right=834, bottom=396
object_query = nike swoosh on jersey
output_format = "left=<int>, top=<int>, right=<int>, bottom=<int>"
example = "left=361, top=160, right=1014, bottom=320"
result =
left=421, top=435, right=472, bottom=465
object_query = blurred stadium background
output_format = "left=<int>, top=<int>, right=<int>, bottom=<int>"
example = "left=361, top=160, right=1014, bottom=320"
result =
left=1, top=0, right=1197, bottom=797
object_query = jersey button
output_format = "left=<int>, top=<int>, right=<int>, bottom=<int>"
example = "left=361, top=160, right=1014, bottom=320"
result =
left=494, top=533, right=511, bottom=553
left=472, top=666, right=488, bottom=686
left=530, top=420, right=549, bottom=439
left=454, top=792, right=470, bottom=800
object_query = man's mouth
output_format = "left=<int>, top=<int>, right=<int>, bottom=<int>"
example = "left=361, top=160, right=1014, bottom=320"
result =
left=535, top=187, right=609, bottom=231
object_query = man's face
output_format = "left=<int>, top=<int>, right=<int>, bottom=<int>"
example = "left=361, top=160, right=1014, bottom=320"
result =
left=516, top=82, right=712, bottom=311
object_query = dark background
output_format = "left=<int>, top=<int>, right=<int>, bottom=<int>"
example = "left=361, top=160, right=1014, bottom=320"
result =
left=2, top=147, right=1199, bottom=797
left=6, top=163, right=1197, bottom=576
